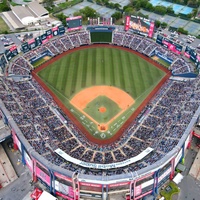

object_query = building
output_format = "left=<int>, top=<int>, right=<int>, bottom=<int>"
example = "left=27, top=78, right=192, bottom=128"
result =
left=2, top=1, right=49, bottom=29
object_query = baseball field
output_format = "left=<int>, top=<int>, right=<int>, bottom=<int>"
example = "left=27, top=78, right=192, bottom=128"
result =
left=33, top=45, right=169, bottom=144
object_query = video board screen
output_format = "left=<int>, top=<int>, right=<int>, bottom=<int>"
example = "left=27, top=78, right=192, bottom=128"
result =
left=124, top=15, right=154, bottom=38
left=66, top=16, right=82, bottom=31
left=41, top=33, right=48, bottom=44
left=28, top=39, right=36, bottom=50
left=156, top=35, right=183, bottom=54
left=35, top=36, right=42, bottom=47
left=52, top=26, right=59, bottom=37
left=5, top=45, right=18, bottom=61
left=184, top=46, right=200, bottom=66
left=58, top=25, right=65, bottom=35
left=21, top=42, right=29, bottom=53
left=10, top=45, right=18, bottom=57
left=46, top=29, right=53, bottom=39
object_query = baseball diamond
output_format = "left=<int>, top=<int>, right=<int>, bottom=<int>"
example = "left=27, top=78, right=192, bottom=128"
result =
left=34, top=45, right=168, bottom=143
left=71, top=86, right=135, bottom=131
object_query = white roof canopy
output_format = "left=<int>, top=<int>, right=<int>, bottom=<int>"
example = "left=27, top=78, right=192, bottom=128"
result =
left=38, top=191, right=58, bottom=200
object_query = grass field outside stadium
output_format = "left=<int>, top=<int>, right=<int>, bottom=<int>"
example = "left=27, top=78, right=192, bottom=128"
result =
left=36, top=46, right=166, bottom=140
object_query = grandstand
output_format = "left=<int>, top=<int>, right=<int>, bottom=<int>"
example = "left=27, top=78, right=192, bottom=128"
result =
left=0, top=25, right=200, bottom=200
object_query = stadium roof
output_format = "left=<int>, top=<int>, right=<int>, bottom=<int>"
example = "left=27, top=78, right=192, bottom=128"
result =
left=11, top=5, right=35, bottom=20
left=2, top=11, right=25, bottom=29
left=28, top=1, right=48, bottom=17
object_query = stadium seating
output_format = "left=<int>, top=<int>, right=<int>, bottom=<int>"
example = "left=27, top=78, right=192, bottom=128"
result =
left=1, top=28, right=200, bottom=177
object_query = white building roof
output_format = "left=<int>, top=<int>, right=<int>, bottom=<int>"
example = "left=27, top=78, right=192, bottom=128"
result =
left=38, top=191, right=58, bottom=200
left=28, top=1, right=48, bottom=17
left=11, top=5, right=35, bottom=20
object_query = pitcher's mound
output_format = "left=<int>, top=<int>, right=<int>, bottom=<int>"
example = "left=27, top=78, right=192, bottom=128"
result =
left=99, top=107, right=106, bottom=113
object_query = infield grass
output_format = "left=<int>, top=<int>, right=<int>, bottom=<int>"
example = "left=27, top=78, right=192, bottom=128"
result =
left=83, top=96, right=121, bottom=123
left=37, top=46, right=166, bottom=139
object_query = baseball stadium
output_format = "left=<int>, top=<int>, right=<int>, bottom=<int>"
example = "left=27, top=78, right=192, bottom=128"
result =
left=0, top=16, right=200, bottom=200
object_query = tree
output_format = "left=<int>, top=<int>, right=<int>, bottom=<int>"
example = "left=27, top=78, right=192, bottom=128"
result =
left=111, top=11, right=122, bottom=20
left=77, top=6, right=97, bottom=20
left=161, top=22, right=167, bottom=28
left=154, top=5, right=167, bottom=15
left=102, top=0, right=109, bottom=5
left=166, top=6, right=174, bottom=14
left=73, top=11, right=81, bottom=16
left=177, top=27, right=188, bottom=35
left=145, top=2, right=154, bottom=11
left=155, top=20, right=161, bottom=28
left=43, top=0, right=54, bottom=8
left=114, top=3, right=121, bottom=10
left=140, top=0, right=148, bottom=7
left=55, top=13, right=68, bottom=26
left=192, top=8, right=198, bottom=18
left=123, top=7, right=135, bottom=15
left=135, top=1, right=141, bottom=10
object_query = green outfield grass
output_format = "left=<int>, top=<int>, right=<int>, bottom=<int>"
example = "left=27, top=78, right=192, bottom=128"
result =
left=37, top=47, right=166, bottom=140
left=83, top=95, right=121, bottom=123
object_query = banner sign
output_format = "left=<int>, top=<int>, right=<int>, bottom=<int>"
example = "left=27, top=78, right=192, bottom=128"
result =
left=55, top=147, right=153, bottom=169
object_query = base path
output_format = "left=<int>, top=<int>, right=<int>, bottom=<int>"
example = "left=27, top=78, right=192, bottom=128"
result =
left=33, top=44, right=171, bottom=145
left=71, top=86, right=134, bottom=110
left=70, top=86, right=135, bottom=131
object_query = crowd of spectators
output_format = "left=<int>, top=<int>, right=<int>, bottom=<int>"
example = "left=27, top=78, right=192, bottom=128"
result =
left=170, top=58, right=194, bottom=74
left=112, top=30, right=195, bottom=74
left=0, top=29, right=199, bottom=177
left=9, top=56, right=32, bottom=75
left=8, top=29, right=195, bottom=78
left=0, top=72, right=200, bottom=176
left=9, top=31, right=90, bottom=77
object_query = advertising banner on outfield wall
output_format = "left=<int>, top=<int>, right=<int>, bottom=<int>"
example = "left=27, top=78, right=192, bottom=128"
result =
left=55, top=147, right=153, bottom=169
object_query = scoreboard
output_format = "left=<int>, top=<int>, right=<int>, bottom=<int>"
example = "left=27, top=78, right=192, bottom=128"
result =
left=66, top=16, right=82, bottom=31
left=124, top=15, right=155, bottom=38
left=156, top=35, right=183, bottom=54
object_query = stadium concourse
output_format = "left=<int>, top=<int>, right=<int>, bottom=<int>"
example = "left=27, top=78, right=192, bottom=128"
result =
left=0, top=26, right=200, bottom=200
